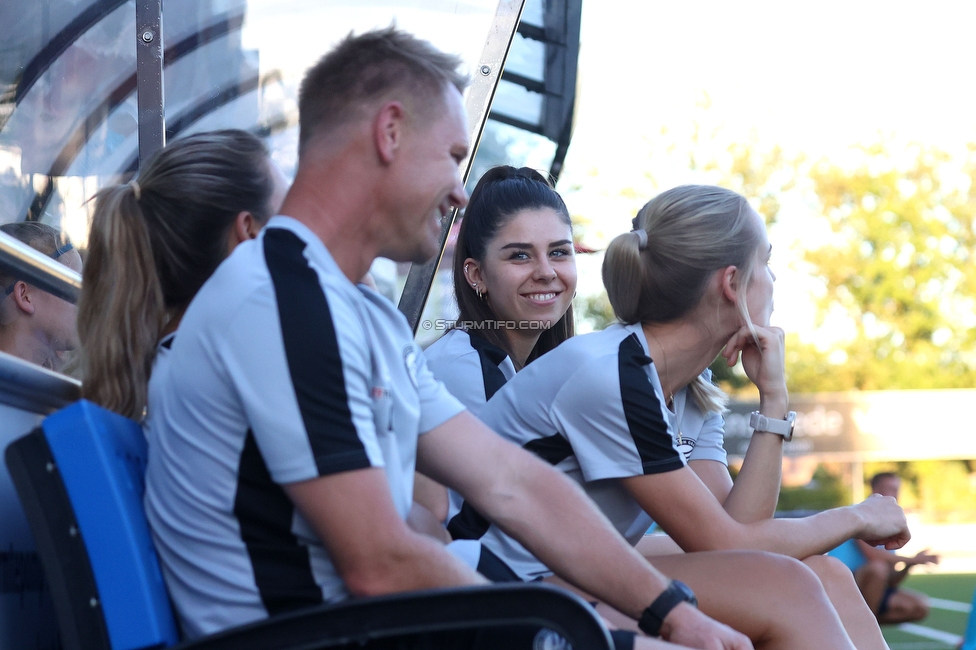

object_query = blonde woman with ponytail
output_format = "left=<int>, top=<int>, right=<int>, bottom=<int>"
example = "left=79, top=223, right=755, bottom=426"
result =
left=78, top=130, right=287, bottom=420
left=462, top=185, right=912, bottom=649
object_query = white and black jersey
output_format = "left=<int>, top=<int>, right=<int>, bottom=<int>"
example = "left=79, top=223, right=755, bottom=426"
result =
left=425, top=329, right=518, bottom=541
left=473, top=322, right=728, bottom=581
left=144, top=216, right=464, bottom=640
left=424, top=328, right=516, bottom=418
left=143, top=332, right=175, bottom=429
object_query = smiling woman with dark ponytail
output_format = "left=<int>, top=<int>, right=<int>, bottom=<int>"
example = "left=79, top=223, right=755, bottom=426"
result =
left=425, top=165, right=577, bottom=428
left=416, top=165, right=579, bottom=575
left=78, top=129, right=287, bottom=419
left=441, top=165, right=577, bottom=377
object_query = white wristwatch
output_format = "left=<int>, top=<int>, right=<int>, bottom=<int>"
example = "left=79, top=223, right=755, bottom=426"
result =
left=749, top=411, right=797, bottom=441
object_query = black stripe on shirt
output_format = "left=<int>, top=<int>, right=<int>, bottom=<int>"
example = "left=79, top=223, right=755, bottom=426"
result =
left=447, top=501, right=492, bottom=541
left=264, top=228, right=371, bottom=475
left=618, top=334, right=684, bottom=474
left=234, top=429, right=323, bottom=615
left=523, top=433, right=574, bottom=466
left=447, top=432, right=573, bottom=541
left=445, top=334, right=510, bottom=541
left=466, top=332, right=510, bottom=401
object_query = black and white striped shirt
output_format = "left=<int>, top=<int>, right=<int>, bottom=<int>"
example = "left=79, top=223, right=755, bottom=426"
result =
left=425, top=328, right=517, bottom=541
left=144, top=216, right=463, bottom=640
left=473, top=322, right=727, bottom=580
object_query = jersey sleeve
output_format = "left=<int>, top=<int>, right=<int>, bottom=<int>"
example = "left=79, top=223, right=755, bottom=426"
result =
left=549, top=340, right=685, bottom=482
left=219, top=230, right=386, bottom=485
left=686, top=371, right=728, bottom=465
left=411, top=343, right=465, bottom=434
left=687, top=409, right=728, bottom=465
left=424, top=334, right=490, bottom=416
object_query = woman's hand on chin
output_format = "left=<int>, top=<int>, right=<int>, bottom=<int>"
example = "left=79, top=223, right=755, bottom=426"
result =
left=721, top=324, right=787, bottom=405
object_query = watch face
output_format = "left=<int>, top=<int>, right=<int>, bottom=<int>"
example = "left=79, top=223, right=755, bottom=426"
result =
left=674, top=580, right=698, bottom=607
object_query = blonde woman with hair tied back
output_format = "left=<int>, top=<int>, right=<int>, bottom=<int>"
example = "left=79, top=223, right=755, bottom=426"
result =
left=461, top=185, right=913, bottom=649
left=78, top=129, right=288, bottom=420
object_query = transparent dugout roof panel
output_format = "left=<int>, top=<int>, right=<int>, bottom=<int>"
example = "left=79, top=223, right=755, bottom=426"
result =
left=504, top=31, right=544, bottom=82
left=0, top=0, right=506, bottom=242
left=0, top=0, right=517, bottom=377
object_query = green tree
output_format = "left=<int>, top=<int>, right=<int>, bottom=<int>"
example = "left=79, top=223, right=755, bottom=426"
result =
left=568, top=113, right=976, bottom=394
left=796, top=142, right=976, bottom=391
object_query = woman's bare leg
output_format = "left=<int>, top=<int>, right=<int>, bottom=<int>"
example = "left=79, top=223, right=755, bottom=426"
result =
left=635, top=534, right=683, bottom=556
left=647, top=551, right=855, bottom=650
left=637, top=538, right=889, bottom=649
left=803, top=555, right=889, bottom=650
left=549, top=550, right=853, bottom=650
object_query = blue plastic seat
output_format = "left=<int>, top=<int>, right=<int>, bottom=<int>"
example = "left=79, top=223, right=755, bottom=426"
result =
left=826, top=538, right=868, bottom=573
left=961, top=588, right=976, bottom=650
left=6, top=399, right=613, bottom=650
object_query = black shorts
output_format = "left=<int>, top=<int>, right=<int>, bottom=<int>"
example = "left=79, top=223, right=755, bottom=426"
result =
left=878, top=586, right=898, bottom=616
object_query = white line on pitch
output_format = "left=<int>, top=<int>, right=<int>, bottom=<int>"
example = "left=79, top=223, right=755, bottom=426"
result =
left=896, top=623, right=962, bottom=646
left=927, top=597, right=972, bottom=613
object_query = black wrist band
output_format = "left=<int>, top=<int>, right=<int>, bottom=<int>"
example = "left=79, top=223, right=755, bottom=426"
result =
left=637, top=579, right=698, bottom=637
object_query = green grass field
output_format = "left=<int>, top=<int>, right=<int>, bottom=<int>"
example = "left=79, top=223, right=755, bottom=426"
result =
left=882, top=574, right=975, bottom=650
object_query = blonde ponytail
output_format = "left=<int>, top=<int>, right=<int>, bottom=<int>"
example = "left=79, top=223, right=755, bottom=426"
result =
left=77, top=130, right=275, bottom=420
left=689, top=374, right=729, bottom=414
left=78, top=184, right=165, bottom=419
left=602, top=230, right=647, bottom=324
left=603, top=186, right=763, bottom=327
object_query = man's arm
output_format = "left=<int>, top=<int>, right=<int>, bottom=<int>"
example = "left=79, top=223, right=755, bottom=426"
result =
left=855, top=539, right=939, bottom=587
left=416, top=411, right=752, bottom=650
left=406, top=500, right=452, bottom=543
left=417, top=412, right=669, bottom=618
left=285, top=467, right=486, bottom=597
left=622, top=467, right=909, bottom=559
left=413, top=471, right=449, bottom=523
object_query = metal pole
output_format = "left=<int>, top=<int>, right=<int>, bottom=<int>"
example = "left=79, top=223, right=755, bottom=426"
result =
left=397, top=0, right=526, bottom=333
left=136, top=0, right=165, bottom=166
left=0, top=232, right=81, bottom=303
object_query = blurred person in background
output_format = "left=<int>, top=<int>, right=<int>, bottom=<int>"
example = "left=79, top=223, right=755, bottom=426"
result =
left=853, top=472, right=939, bottom=624
left=0, top=222, right=81, bottom=372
